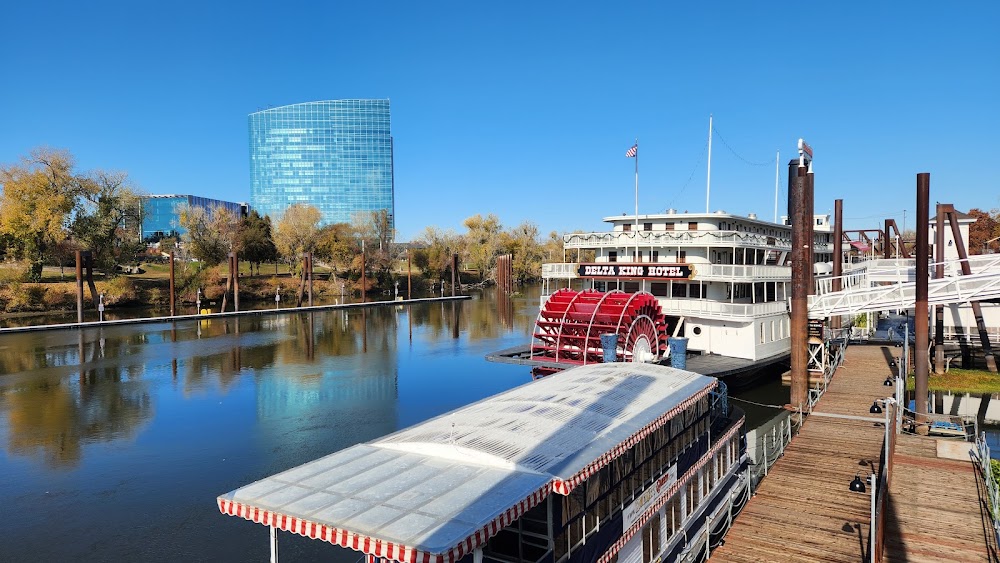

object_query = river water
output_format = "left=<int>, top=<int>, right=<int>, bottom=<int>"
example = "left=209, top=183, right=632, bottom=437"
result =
left=0, top=287, right=788, bottom=562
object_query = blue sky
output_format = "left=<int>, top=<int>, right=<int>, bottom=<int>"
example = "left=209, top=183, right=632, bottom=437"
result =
left=2, top=1, right=998, bottom=241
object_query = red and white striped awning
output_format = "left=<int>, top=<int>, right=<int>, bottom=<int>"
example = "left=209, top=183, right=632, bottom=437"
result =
left=217, top=362, right=717, bottom=563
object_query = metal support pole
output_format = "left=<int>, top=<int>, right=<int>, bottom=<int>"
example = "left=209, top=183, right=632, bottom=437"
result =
left=869, top=474, right=876, bottom=563
left=169, top=250, right=176, bottom=317
left=75, top=250, right=84, bottom=323
left=935, top=204, right=945, bottom=373
left=789, top=160, right=809, bottom=408
left=832, top=199, right=843, bottom=329
left=914, top=173, right=930, bottom=419
left=270, top=525, right=278, bottom=563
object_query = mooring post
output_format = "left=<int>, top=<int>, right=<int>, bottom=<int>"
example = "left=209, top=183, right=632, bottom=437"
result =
left=75, top=250, right=84, bottom=323
left=232, top=252, right=240, bottom=312
left=451, top=253, right=458, bottom=297
left=914, top=173, right=930, bottom=420
left=805, top=167, right=815, bottom=296
left=307, top=252, right=313, bottom=307
left=934, top=204, right=945, bottom=374
left=789, top=160, right=809, bottom=409
left=169, top=251, right=176, bottom=317
left=407, top=248, right=412, bottom=300
left=361, top=242, right=367, bottom=304
left=832, top=199, right=844, bottom=329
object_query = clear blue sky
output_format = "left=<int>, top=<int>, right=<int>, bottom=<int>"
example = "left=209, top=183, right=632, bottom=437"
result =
left=2, top=1, right=998, bottom=241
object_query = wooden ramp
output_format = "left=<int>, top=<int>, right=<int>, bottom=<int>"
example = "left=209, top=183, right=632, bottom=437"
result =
left=883, top=434, right=997, bottom=562
left=712, top=345, right=993, bottom=563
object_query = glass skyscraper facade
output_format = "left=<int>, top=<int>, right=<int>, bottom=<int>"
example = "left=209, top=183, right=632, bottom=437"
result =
left=140, top=195, right=245, bottom=241
left=249, top=99, right=393, bottom=227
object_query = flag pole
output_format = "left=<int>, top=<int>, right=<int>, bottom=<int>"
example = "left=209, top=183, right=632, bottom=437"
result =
left=634, top=138, right=639, bottom=262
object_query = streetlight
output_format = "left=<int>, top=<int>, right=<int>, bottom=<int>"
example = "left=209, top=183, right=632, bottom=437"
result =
left=848, top=472, right=876, bottom=563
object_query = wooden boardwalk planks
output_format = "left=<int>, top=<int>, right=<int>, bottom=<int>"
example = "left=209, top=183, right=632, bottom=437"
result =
left=712, top=345, right=993, bottom=563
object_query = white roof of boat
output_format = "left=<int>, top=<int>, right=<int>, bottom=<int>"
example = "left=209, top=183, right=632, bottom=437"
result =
left=218, top=363, right=715, bottom=561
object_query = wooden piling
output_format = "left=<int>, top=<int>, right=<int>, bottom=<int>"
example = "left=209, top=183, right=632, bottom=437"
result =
left=914, top=173, right=930, bottom=417
left=789, top=160, right=809, bottom=409
left=934, top=204, right=945, bottom=374
left=75, top=250, right=84, bottom=323
left=169, top=251, right=176, bottom=317
left=832, top=199, right=843, bottom=329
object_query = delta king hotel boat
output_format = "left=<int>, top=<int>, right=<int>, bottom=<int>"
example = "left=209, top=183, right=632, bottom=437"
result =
left=531, top=210, right=834, bottom=383
left=217, top=362, right=748, bottom=563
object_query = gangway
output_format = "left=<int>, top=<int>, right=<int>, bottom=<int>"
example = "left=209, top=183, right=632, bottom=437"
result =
left=807, top=255, right=1000, bottom=319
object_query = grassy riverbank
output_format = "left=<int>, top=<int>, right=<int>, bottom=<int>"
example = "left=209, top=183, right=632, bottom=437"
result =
left=906, top=368, right=1000, bottom=395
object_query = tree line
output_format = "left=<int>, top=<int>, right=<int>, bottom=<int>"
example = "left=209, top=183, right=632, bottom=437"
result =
left=0, top=147, right=565, bottom=292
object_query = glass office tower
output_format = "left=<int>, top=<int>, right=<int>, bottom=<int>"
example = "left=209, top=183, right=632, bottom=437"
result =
left=249, top=99, right=394, bottom=228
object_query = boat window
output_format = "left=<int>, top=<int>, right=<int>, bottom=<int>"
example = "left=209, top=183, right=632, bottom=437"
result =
left=688, top=222, right=698, bottom=231
left=692, top=326, right=702, bottom=335
left=676, top=250, right=686, bottom=263
left=652, top=251, right=658, bottom=262
left=665, top=222, right=674, bottom=231
left=641, top=513, right=661, bottom=563
left=689, top=284, right=701, bottom=299
left=623, top=223, right=632, bottom=231
left=608, top=252, right=617, bottom=263
left=671, top=283, right=687, bottom=298
left=651, top=283, right=669, bottom=297
left=644, top=222, right=653, bottom=231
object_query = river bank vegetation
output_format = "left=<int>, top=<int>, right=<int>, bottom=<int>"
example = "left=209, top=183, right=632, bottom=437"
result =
left=0, top=148, right=573, bottom=315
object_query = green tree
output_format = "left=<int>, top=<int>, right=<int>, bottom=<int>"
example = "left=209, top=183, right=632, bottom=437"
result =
left=0, top=148, right=83, bottom=280
left=499, top=221, right=543, bottom=284
left=274, top=204, right=322, bottom=265
left=70, top=170, right=143, bottom=273
left=414, top=226, right=461, bottom=282
left=239, top=210, right=277, bottom=275
left=314, top=222, right=355, bottom=273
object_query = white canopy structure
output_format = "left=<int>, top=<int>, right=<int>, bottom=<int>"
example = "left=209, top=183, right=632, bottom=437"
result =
left=218, top=363, right=716, bottom=563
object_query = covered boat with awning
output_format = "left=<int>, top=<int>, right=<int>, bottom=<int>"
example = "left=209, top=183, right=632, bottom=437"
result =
left=217, top=362, right=747, bottom=563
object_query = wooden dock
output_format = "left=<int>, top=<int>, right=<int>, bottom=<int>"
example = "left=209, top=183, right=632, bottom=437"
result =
left=712, top=345, right=994, bottom=562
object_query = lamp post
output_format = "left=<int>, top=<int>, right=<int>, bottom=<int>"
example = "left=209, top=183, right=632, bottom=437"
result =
left=98, top=293, right=105, bottom=322
left=849, top=472, right=877, bottom=563
left=275, top=286, right=281, bottom=310
left=196, top=288, right=202, bottom=315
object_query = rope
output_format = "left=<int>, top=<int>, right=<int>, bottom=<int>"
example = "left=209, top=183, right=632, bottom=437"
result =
left=711, top=125, right=772, bottom=167
left=665, top=140, right=709, bottom=209
left=730, top=396, right=786, bottom=409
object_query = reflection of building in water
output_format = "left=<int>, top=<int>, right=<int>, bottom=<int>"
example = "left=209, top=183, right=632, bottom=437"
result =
left=254, top=309, right=401, bottom=448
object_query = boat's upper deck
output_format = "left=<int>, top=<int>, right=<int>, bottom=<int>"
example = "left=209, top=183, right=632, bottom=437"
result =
left=217, top=363, right=716, bottom=562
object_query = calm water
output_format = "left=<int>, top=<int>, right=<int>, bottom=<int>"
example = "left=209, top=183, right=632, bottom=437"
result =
left=0, top=287, right=784, bottom=562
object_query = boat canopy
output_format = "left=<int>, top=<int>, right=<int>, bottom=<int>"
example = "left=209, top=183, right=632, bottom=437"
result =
left=217, top=363, right=715, bottom=563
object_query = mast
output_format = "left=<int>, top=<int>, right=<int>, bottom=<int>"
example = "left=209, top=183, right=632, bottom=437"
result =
left=634, top=138, right=639, bottom=260
left=705, top=114, right=713, bottom=213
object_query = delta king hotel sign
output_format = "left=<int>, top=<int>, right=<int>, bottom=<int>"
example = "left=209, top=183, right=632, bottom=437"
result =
left=577, top=263, right=696, bottom=280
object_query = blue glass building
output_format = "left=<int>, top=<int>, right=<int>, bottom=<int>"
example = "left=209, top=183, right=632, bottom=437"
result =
left=140, top=195, right=246, bottom=241
left=249, top=99, right=394, bottom=227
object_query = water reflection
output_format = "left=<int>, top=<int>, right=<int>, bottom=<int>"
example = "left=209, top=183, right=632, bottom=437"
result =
left=2, top=286, right=733, bottom=561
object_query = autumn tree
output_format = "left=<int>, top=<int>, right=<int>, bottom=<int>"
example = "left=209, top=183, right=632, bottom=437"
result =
left=352, top=209, right=399, bottom=287
left=968, top=208, right=1000, bottom=254
left=462, top=213, right=501, bottom=281
left=178, top=205, right=239, bottom=265
left=413, top=226, right=462, bottom=282
left=498, top=221, right=544, bottom=284
left=274, top=204, right=322, bottom=265
left=0, top=148, right=83, bottom=280
left=314, top=222, right=356, bottom=273
left=70, top=170, right=143, bottom=273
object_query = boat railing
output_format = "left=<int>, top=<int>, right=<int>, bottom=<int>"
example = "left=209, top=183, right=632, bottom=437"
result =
left=974, top=431, right=1000, bottom=550
left=659, top=299, right=788, bottom=319
left=541, top=262, right=792, bottom=281
left=563, top=230, right=794, bottom=250
left=806, top=330, right=851, bottom=413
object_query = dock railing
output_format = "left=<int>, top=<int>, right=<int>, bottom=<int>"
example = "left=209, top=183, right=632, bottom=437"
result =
left=806, top=328, right=851, bottom=413
left=974, top=431, right=1000, bottom=550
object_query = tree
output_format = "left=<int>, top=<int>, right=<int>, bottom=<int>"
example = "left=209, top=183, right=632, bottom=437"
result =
left=462, top=213, right=502, bottom=280
left=0, top=148, right=83, bottom=280
left=274, top=204, right=322, bottom=265
left=352, top=210, right=399, bottom=287
left=414, top=226, right=461, bottom=281
left=70, top=170, right=143, bottom=273
left=499, top=221, right=543, bottom=284
left=239, top=210, right=277, bottom=274
left=178, top=205, right=238, bottom=266
left=314, top=222, right=355, bottom=273
left=968, top=208, right=1000, bottom=254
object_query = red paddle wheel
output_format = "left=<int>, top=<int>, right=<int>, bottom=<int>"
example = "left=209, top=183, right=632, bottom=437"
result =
left=531, top=289, right=669, bottom=373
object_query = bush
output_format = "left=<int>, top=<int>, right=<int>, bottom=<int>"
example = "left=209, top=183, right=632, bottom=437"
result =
left=98, top=277, right=138, bottom=305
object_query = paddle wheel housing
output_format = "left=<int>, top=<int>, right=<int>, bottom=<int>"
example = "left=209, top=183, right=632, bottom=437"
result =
left=531, top=289, right=669, bottom=369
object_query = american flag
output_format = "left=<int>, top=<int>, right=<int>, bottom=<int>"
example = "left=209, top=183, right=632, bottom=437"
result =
left=625, top=144, right=637, bottom=158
